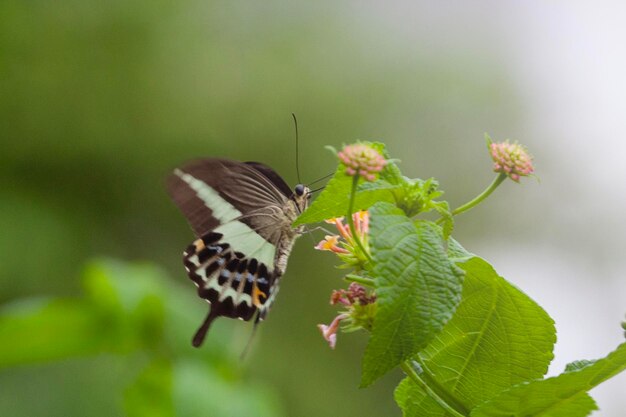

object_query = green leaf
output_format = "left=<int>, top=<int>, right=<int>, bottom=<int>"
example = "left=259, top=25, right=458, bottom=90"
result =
left=172, top=360, right=285, bottom=417
left=0, top=259, right=170, bottom=368
left=361, top=203, right=464, bottom=387
left=471, top=342, right=626, bottom=417
left=124, top=358, right=174, bottom=417
left=0, top=298, right=106, bottom=368
left=357, top=180, right=402, bottom=193
left=395, top=374, right=451, bottom=417
left=380, top=156, right=404, bottom=185
left=395, top=257, right=556, bottom=416
left=564, top=360, right=596, bottom=373
left=447, top=237, right=473, bottom=260
left=83, top=259, right=167, bottom=351
left=430, top=200, right=453, bottom=239
left=294, top=142, right=397, bottom=225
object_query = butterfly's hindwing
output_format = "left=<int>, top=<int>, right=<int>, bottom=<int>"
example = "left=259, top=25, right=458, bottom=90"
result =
left=183, top=232, right=278, bottom=323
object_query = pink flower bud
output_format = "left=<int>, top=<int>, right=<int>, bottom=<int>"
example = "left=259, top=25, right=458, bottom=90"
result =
left=489, top=140, right=534, bottom=182
left=337, top=144, right=387, bottom=181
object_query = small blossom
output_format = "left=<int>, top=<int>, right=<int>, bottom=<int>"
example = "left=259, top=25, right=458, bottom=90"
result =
left=315, top=235, right=350, bottom=254
left=330, top=289, right=352, bottom=306
left=318, top=283, right=377, bottom=349
left=326, top=216, right=351, bottom=241
left=331, top=282, right=377, bottom=306
left=489, top=140, right=534, bottom=182
left=354, top=210, right=369, bottom=235
left=315, top=211, right=371, bottom=267
left=317, top=313, right=348, bottom=349
left=316, top=212, right=376, bottom=349
left=337, top=144, right=387, bottom=181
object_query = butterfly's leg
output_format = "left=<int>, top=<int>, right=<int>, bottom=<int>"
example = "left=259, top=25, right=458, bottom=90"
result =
left=239, top=311, right=263, bottom=360
left=300, top=225, right=335, bottom=235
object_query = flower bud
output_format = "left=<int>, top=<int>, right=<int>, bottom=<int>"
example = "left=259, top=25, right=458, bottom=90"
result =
left=489, top=140, right=534, bottom=182
left=318, top=283, right=377, bottom=349
left=337, top=144, right=387, bottom=181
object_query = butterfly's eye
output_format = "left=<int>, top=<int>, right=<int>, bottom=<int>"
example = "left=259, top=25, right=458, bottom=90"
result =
left=295, top=184, right=305, bottom=196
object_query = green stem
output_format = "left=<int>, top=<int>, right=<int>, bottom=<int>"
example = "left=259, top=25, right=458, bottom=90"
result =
left=400, top=361, right=467, bottom=417
left=447, top=173, right=507, bottom=220
left=344, top=274, right=375, bottom=288
left=347, top=175, right=374, bottom=264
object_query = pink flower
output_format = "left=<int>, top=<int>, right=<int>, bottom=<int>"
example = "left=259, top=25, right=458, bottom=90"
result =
left=326, top=211, right=368, bottom=244
left=489, top=140, right=534, bottom=182
left=331, top=282, right=376, bottom=306
left=353, top=210, right=369, bottom=235
left=315, top=211, right=371, bottom=265
left=317, top=314, right=348, bottom=349
left=315, top=235, right=350, bottom=254
left=318, top=283, right=377, bottom=349
left=337, top=144, right=387, bottom=181
left=316, top=212, right=377, bottom=349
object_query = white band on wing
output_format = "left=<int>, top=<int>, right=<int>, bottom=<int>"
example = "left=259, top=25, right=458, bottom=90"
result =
left=175, top=169, right=276, bottom=271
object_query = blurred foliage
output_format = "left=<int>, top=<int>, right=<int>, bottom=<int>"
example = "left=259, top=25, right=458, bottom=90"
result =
left=0, top=259, right=284, bottom=417
left=0, top=1, right=518, bottom=416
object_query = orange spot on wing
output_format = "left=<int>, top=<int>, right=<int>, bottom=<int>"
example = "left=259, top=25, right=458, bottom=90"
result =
left=252, top=285, right=267, bottom=307
left=194, top=239, right=205, bottom=251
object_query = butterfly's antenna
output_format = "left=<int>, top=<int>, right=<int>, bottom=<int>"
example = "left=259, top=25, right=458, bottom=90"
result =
left=307, top=171, right=334, bottom=187
left=310, top=185, right=326, bottom=194
left=292, top=113, right=302, bottom=184
left=240, top=317, right=261, bottom=361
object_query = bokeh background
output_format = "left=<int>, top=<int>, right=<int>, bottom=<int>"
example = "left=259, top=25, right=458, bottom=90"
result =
left=1, top=1, right=625, bottom=416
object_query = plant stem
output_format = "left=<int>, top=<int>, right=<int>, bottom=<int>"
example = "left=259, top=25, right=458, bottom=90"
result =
left=347, top=175, right=374, bottom=263
left=400, top=361, right=467, bottom=417
left=345, top=274, right=375, bottom=287
left=449, top=173, right=507, bottom=219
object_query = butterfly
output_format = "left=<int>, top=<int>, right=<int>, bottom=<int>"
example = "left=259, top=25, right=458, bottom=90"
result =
left=167, top=158, right=310, bottom=347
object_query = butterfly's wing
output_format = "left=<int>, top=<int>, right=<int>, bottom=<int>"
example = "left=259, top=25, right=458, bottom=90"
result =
left=167, top=159, right=294, bottom=346
left=167, top=159, right=293, bottom=237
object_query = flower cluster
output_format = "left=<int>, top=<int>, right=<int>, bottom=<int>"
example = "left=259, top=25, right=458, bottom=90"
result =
left=489, top=140, right=534, bottom=182
left=330, top=282, right=376, bottom=306
left=337, top=144, right=387, bottom=181
left=315, top=211, right=370, bottom=267
left=316, top=210, right=376, bottom=349
left=318, top=282, right=377, bottom=349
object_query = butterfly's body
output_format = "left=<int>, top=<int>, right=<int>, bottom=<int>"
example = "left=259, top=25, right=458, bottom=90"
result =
left=167, top=159, right=308, bottom=347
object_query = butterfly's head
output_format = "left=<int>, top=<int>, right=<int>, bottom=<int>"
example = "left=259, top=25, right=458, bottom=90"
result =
left=292, top=184, right=311, bottom=213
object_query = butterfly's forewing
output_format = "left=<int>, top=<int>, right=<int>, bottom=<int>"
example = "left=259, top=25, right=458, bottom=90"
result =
left=167, top=159, right=305, bottom=347
left=167, top=159, right=291, bottom=236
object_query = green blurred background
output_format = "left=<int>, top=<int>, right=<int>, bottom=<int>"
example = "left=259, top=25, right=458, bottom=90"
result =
left=1, top=2, right=625, bottom=416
